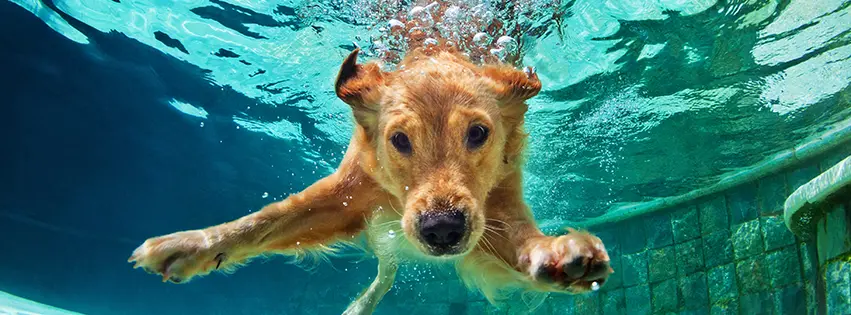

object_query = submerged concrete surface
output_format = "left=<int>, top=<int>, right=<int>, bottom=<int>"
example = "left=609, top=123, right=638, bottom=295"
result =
left=0, top=291, right=83, bottom=315
left=784, top=155, right=851, bottom=239
left=781, top=153, right=851, bottom=315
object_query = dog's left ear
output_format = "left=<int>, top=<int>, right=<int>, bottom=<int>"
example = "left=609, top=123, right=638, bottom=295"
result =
left=481, top=65, right=541, bottom=118
left=335, top=48, right=386, bottom=131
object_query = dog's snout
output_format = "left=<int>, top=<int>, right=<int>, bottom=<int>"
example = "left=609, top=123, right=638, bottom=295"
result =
left=419, top=210, right=466, bottom=251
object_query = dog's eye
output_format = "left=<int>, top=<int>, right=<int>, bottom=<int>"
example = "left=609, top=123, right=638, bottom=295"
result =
left=465, top=125, right=489, bottom=149
left=390, top=132, right=412, bottom=155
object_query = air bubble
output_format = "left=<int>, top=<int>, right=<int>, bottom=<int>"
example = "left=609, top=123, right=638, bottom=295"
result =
left=404, top=186, right=409, bottom=191
left=473, top=32, right=491, bottom=47
left=262, top=192, right=269, bottom=198
left=591, top=281, right=600, bottom=291
left=199, top=122, right=204, bottom=127
left=424, top=38, right=438, bottom=49
left=388, top=230, right=396, bottom=238
left=408, top=6, right=434, bottom=27
left=388, top=19, right=405, bottom=31
left=496, top=35, right=518, bottom=52
left=425, top=2, right=440, bottom=13
left=490, top=47, right=506, bottom=60
left=343, top=202, right=349, bottom=207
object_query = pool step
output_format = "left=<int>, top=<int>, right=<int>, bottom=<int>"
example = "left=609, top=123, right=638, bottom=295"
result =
left=0, top=291, right=83, bottom=315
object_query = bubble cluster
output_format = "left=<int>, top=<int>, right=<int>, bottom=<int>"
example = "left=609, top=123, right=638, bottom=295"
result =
left=352, top=0, right=565, bottom=68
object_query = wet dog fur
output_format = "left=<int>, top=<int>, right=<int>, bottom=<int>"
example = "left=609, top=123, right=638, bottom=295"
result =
left=128, top=43, right=613, bottom=314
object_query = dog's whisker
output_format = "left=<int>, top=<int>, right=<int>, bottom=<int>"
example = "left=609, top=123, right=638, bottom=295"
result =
left=485, top=228, right=508, bottom=241
left=486, top=218, right=512, bottom=229
left=374, top=219, right=402, bottom=228
left=484, top=227, right=509, bottom=241
left=479, top=234, right=510, bottom=267
left=484, top=224, right=507, bottom=232
left=386, top=200, right=404, bottom=217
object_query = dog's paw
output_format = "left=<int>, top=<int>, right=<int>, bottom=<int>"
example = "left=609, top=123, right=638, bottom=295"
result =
left=127, top=230, right=226, bottom=283
left=519, top=230, right=613, bottom=293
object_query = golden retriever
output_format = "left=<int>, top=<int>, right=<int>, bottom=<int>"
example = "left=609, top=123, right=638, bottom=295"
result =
left=128, top=27, right=613, bottom=314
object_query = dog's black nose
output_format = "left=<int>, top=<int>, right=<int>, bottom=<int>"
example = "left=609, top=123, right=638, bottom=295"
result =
left=419, top=211, right=466, bottom=251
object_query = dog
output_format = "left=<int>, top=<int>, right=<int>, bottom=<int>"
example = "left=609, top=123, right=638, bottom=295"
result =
left=128, top=10, right=613, bottom=314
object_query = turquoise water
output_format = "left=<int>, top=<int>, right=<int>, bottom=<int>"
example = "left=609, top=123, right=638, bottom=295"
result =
left=1, top=0, right=850, bottom=314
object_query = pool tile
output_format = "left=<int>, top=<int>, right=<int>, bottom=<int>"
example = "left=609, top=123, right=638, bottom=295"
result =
left=619, top=220, right=647, bottom=254
left=679, top=272, right=709, bottom=309
left=622, top=251, right=648, bottom=287
left=757, top=174, right=787, bottom=215
left=786, top=164, right=820, bottom=194
left=574, top=292, right=601, bottom=315
left=702, top=230, right=733, bottom=268
left=648, top=246, right=676, bottom=282
left=601, top=288, right=625, bottom=315
left=766, top=246, right=801, bottom=287
left=710, top=299, right=738, bottom=315
left=707, top=264, right=738, bottom=303
left=677, top=238, right=704, bottom=276
left=739, top=292, right=773, bottom=315
left=773, top=284, right=806, bottom=315
left=761, top=215, right=795, bottom=251
left=651, top=278, right=678, bottom=313
left=644, top=213, right=673, bottom=249
left=672, top=206, right=700, bottom=243
left=699, top=195, right=728, bottom=234
left=624, top=285, right=651, bottom=315
left=731, top=220, right=763, bottom=260
left=736, top=255, right=769, bottom=294
left=727, top=184, right=758, bottom=225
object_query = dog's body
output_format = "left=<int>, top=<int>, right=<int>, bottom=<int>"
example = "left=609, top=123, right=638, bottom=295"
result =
left=129, top=40, right=612, bottom=314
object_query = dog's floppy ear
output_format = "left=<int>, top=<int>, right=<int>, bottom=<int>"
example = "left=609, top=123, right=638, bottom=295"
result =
left=481, top=65, right=541, bottom=119
left=335, top=48, right=385, bottom=130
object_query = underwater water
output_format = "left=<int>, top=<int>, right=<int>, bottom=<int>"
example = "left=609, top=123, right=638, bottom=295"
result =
left=2, top=0, right=850, bottom=314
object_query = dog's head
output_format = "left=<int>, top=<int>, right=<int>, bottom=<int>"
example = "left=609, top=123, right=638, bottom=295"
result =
left=334, top=49, right=540, bottom=257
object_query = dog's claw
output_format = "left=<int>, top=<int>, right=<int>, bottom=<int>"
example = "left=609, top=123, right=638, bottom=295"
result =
left=214, top=253, right=227, bottom=270
left=523, top=66, right=537, bottom=78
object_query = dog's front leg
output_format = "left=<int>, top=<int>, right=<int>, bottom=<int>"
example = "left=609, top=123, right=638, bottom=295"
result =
left=128, top=162, right=382, bottom=283
left=480, top=179, right=614, bottom=293
left=343, top=256, right=397, bottom=315
left=481, top=212, right=613, bottom=294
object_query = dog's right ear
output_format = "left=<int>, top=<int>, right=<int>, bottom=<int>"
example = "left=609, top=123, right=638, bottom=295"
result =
left=335, top=48, right=385, bottom=131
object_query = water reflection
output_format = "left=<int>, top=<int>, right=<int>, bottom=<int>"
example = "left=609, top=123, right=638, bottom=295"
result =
left=9, top=0, right=851, bottom=223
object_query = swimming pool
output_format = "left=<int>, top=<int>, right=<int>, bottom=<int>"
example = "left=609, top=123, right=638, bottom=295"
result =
left=2, top=0, right=850, bottom=314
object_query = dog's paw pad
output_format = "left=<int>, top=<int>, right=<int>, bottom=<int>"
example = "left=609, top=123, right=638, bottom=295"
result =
left=128, top=230, right=221, bottom=283
left=522, top=232, right=613, bottom=293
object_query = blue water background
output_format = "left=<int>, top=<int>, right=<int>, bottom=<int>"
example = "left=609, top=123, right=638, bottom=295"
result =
left=2, top=0, right=850, bottom=314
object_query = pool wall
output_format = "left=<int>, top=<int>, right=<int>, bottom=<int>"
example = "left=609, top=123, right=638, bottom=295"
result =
left=287, top=139, right=850, bottom=315
left=553, top=140, right=851, bottom=315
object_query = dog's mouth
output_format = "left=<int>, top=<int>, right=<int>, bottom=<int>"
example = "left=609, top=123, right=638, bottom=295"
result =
left=421, top=235, right=470, bottom=257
